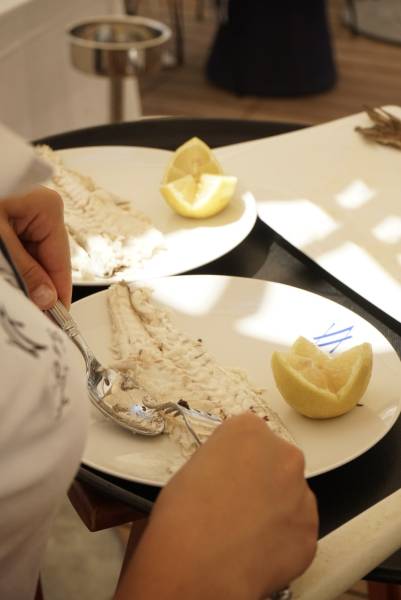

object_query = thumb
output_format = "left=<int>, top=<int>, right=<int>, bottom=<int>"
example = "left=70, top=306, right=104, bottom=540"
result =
left=1, top=224, right=57, bottom=309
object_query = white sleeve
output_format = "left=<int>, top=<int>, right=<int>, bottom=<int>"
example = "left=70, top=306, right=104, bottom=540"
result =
left=0, top=121, right=52, bottom=198
left=0, top=275, right=89, bottom=600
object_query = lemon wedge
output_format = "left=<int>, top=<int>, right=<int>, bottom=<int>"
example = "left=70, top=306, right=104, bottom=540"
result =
left=271, top=336, right=373, bottom=419
left=161, top=137, right=237, bottom=218
left=162, top=137, right=223, bottom=184
left=161, top=173, right=237, bottom=218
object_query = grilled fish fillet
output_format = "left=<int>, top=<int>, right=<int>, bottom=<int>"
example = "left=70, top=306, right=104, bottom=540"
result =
left=106, top=282, right=294, bottom=454
left=36, top=145, right=164, bottom=280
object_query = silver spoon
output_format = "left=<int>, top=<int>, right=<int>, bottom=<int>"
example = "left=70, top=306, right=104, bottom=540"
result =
left=48, top=301, right=223, bottom=438
left=48, top=300, right=165, bottom=436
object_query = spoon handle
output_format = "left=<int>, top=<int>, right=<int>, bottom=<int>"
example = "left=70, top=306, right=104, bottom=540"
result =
left=48, top=300, right=97, bottom=370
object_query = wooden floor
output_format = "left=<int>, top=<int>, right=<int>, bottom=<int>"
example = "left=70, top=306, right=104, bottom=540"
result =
left=135, top=2, right=401, bottom=599
left=139, top=0, right=401, bottom=126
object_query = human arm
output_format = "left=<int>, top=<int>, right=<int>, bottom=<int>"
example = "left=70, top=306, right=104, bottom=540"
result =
left=0, top=186, right=71, bottom=309
left=115, top=412, right=318, bottom=600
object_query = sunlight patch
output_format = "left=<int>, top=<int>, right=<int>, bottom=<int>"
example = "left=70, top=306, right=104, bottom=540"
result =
left=372, top=216, right=401, bottom=244
left=257, top=198, right=338, bottom=247
left=335, top=180, right=376, bottom=209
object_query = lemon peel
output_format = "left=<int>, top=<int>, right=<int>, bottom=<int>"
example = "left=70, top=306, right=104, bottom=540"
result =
left=271, top=336, right=373, bottom=419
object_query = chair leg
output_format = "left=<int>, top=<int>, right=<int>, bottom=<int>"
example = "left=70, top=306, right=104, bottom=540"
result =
left=35, top=577, right=44, bottom=600
left=167, top=0, right=185, bottom=65
left=368, top=582, right=401, bottom=600
left=195, top=0, right=205, bottom=21
left=345, top=0, right=359, bottom=34
left=118, top=518, right=149, bottom=584
left=123, top=0, right=141, bottom=15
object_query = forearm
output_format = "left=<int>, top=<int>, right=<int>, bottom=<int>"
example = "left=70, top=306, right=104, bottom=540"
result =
left=114, top=414, right=317, bottom=600
left=114, top=508, right=256, bottom=600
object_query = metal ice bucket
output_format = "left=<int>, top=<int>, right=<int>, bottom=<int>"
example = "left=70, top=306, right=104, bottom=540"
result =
left=68, top=15, right=171, bottom=121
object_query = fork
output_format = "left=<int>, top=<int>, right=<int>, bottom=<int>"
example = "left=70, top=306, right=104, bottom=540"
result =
left=270, top=589, right=292, bottom=600
left=145, top=400, right=223, bottom=446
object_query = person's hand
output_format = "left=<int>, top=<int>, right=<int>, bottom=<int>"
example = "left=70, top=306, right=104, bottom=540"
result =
left=116, top=412, right=318, bottom=600
left=0, top=186, right=71, bottom=309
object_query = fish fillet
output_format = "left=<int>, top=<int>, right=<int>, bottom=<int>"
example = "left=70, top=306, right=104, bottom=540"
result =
left=36, top=145, right=164, bottom=280
left=106, top=282, right=294, bottom=454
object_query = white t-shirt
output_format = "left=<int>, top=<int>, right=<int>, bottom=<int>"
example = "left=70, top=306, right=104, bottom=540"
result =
left=0, top=125, right=89, bottom=599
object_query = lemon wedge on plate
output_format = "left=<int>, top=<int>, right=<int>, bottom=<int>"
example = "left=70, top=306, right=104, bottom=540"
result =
left=271, top=336, right=373, bottom=419
left=162, top=137, right=223, bottom=184
left=161, top=173, right=237, bottom=218
left=161, top=137, right=237, bottom=218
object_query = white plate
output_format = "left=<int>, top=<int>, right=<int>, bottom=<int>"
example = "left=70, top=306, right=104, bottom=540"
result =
left=71, top=275, right=401, bottom=486
left=218, top=107, right=401, bottom=325
left=57, top=146, right=257, bottom=285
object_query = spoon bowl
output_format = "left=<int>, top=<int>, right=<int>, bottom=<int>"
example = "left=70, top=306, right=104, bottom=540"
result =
left=48, top=300, right=165, bottom=436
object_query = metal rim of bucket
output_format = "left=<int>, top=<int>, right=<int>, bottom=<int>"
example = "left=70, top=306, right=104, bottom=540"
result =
left=67, top=15, right=171, bottom=51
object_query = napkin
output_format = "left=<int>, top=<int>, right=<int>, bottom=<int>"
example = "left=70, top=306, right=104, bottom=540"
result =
left=292, top=488, right=401, bottom=599
left=0, top=122, right=52, bottom=198
left=216, top=106, right=401, bottom=325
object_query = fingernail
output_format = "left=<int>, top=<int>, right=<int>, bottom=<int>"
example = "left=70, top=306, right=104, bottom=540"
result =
left=31, top=284, right=56, bottom=309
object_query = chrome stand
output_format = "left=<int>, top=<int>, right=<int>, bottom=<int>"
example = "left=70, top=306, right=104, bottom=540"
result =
left=110, top=78, right=124, bottom=123
left=68, top=15, right=171, bottom=123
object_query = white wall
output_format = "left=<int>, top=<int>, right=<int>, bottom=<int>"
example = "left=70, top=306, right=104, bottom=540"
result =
left=0, top=0, right=141, bottom=141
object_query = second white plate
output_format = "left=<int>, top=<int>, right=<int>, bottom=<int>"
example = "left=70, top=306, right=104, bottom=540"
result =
left=71, top=275, right=401, bottom=486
